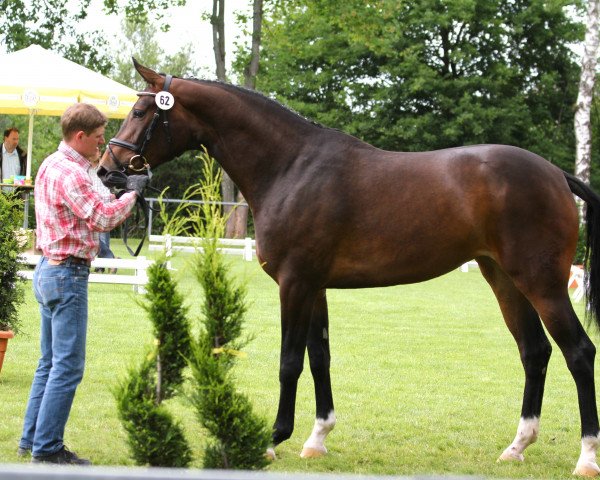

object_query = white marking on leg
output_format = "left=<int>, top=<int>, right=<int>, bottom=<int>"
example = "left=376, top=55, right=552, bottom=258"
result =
left=574, top=435, right=600, bottom=477
left=265, top=447, right=277, bottom=461
left=498, top=417, right=539, bottom=462
left=300, top=411, right=336, bottom=458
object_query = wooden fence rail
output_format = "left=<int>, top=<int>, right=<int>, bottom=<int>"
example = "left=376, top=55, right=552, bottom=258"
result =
left=17, top=254, right=153, bottom=294
left=149, top=234, right=256, bottom=262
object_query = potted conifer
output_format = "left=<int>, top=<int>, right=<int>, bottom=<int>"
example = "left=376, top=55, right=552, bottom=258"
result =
left=0, top=193, right=25, bottom=374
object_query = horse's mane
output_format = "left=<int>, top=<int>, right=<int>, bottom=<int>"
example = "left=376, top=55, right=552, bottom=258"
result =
left=182, top=76, right=326, bottom=130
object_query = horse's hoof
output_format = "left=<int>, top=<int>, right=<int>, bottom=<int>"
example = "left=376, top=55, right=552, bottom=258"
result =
left=300, top=446, right=327, bottom=458
left=573, top=461, right=600, bottom=477
left=265, top=448, right=277, bottom=461
left=497, top=448, right=524, bottom=462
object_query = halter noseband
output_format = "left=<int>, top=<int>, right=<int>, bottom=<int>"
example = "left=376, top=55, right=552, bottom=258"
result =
left=107, top=74, right=174, bottom=172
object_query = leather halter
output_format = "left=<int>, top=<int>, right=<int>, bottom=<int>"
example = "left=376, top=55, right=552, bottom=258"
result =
left=107, top=75, right=173, bottom=172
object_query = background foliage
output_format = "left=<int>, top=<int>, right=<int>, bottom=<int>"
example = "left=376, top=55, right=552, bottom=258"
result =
left=251, top=0, right=585, bottom=177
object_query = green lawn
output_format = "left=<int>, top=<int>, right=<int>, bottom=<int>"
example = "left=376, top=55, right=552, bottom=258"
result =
left=0, top=243, right=593, bottom=479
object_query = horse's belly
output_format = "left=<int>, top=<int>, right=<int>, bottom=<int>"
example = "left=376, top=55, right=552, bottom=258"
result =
left=326, top=245, right=478, bottom=289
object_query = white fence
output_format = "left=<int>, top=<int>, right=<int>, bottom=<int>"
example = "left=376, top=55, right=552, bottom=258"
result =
left=18, top=254, right=153, bottom=294
left=149, top=234, right=256, bottom=262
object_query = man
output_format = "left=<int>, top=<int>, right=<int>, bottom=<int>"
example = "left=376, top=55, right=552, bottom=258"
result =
left=1, top=127, right=27, bottom=192
left=18, top=103, right=149, bottom=465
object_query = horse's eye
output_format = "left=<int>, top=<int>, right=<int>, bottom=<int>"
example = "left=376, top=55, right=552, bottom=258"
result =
left=133, top=109, right=145, bottom=118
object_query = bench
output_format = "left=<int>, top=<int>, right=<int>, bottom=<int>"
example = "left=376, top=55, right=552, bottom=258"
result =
left=149, top=234, right=256, bottom=262
left=18, top=254, right=153, bottom=293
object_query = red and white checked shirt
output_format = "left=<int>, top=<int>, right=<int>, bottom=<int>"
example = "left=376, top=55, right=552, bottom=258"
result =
left=35, top=141, right=137, bottom=261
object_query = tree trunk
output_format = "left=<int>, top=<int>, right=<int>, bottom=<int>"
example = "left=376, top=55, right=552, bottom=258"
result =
left=232, top=0, right=264, bottom=238
left=575, top=0, right=600, bottom=215
left=211, top=0, right=227, bottom=82
left=222, top=171, right=236, bottom=238
left=211, top=0, right=236, bottom=235
left=244, top=0, right=264, bottom=90
left=575, top=0, right=600, bottom=185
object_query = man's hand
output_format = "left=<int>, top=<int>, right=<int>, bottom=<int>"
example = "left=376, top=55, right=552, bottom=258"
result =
left=125, top=175, right=150, bottom=196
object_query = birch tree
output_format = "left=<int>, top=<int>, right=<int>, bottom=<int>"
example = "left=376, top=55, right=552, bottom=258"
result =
left=575, top=0, right=600, bottom=193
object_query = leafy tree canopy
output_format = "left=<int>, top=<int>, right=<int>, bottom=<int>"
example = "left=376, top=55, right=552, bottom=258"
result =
left=104, top=0, right=187, bottom=30
left=0, top=0, right=111, bottom=72
left=254, top=0, right=584, bottom=172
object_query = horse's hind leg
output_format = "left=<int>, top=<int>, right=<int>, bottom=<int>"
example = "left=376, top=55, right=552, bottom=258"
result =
left=301, top=289, right=336, bottom=458
left=477, top=258, right=552, bottom=462
left=527, top=293, right=600, bottom=476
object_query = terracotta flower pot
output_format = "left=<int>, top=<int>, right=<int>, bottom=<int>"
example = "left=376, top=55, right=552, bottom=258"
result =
left=0, top=330, right=15, bottom=374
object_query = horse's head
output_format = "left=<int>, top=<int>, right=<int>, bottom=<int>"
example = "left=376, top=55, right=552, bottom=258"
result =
left=98, top=59, right=191, bottom=182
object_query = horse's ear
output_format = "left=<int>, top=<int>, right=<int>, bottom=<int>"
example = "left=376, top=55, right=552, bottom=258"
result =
left=132, top=58, right=162, bottom=87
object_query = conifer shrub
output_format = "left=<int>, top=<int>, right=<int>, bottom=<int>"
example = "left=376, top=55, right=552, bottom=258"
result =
left=115, top=149, right=270, bottom=469
left=139, top=260, right=192, bottom=401
left=0, top=193, right=25, bottom=333
left=187, top=153, right=271, bottom=469
left=114, top=255, right=192, bottom=467
left=114, top=357, right=192, bottom=467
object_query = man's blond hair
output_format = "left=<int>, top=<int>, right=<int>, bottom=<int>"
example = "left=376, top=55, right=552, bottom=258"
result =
left=61, top=103, right=107, bottom=140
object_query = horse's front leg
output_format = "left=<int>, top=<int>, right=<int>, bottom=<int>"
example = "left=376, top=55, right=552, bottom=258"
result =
left=301, top=289, right=336, bottom=458
left=271, top=280, right=317, bottom=455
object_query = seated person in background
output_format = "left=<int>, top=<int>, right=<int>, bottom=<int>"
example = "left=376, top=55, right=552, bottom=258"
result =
left=1, top=127, right=27, bottom=193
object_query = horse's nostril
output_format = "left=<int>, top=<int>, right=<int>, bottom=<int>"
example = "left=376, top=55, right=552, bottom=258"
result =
left=96, top=166, right=107, bottom=179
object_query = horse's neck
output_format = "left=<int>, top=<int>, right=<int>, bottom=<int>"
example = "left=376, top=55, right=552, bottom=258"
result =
left=194, top=83, right=316, bottom=208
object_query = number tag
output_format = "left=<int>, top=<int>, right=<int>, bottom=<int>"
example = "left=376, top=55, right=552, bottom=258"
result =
left=155, top=91, right=174, bottom=110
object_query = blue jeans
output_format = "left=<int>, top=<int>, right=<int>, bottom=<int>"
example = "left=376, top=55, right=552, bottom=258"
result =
left=98, top=232, right=114, bottom=259
left=20, top=257, right=89, bottom=456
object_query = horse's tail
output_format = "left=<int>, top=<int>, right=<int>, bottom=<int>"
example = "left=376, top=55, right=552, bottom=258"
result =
left=564, top=171, right=600, bottom=328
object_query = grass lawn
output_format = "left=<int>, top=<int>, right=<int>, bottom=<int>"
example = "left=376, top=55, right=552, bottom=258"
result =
left=0, top=242, right=593, bottom=479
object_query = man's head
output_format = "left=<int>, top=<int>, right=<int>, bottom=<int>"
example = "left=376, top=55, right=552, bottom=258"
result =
left=3, top=127, right=19, bottom=153
left=61, top=103, right=108, bottom=161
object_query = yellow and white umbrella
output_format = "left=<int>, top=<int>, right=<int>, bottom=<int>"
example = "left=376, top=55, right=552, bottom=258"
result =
left=0, top=44, right=137, bottom=177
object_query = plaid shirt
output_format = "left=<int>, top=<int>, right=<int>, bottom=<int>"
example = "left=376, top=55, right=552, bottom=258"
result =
left=35, top=141, right=137, bottom=261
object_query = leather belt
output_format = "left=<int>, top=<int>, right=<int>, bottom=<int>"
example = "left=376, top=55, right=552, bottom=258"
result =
left=48, top=256, right=91, bottom=267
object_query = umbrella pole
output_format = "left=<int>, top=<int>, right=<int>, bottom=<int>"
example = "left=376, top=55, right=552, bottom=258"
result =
left=23, top=111, right=34, bottom=229
left=26, top=111, right=33, bottom=178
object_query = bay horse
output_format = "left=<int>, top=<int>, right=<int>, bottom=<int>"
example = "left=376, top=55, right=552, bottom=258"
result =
left=100, top=60, right=600, bottom=476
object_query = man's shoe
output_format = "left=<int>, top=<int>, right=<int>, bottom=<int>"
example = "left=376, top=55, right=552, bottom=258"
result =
left=31, top=446, right=91, bottom=465
left=17, top=446, right=31, bottom=457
